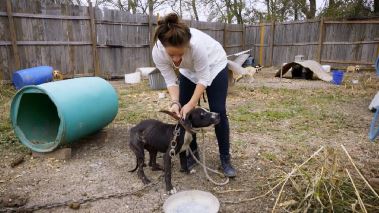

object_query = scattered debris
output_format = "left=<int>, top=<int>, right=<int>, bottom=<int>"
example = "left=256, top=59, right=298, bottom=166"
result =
left=10, top=155, right=25, bottom=168
left=0, top=194, right=28, bottom=208
left=68, top=201, right=81, bottom=210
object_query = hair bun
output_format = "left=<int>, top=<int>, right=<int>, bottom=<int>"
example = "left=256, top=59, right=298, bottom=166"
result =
left=165, top=13, right=179, bottom=25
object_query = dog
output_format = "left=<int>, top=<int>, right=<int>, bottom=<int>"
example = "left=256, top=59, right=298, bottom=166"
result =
left=128, top=107, right=220, bottom=194
left=234, top=65, right=262, bottom=83
left=346, top=65, right=360, bottom=73
left=53, top=70, right=63, bottom=80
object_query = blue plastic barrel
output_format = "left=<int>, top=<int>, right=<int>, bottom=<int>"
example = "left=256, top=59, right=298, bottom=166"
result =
left=375, top=56, right=379, bottom=76
left=12, top=66, right=53, bottom=90
left=10, top=77, right=118, bottom=152
left=331, top=70, right=344, bottom=85
left=369, top=109, right=379, bottom=141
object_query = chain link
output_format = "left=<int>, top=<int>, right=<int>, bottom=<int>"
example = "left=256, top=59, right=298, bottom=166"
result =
left=1, top=175, right=163, bottom=212
left=169, top=123, right=181, bottom=157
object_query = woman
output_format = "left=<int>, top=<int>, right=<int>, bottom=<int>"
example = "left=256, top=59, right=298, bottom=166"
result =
left=152, top=13, right=236, bottom=177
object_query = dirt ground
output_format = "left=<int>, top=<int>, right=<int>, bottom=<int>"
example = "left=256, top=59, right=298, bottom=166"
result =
left=1, top=67, right=379, bottom=212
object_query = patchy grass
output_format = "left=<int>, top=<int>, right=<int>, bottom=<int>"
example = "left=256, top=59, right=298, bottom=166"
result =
left=0, top=84, right=28, bottom=153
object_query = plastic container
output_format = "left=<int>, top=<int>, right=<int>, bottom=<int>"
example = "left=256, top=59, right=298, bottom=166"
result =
left=10, top=77, right=118, bottom=152
left=331, top=70, right=344, bottom=85
left=321, top=65, right=331, bottom=73
left=125, top=72, right=141, bottom=84
left=375, top=56, right=379, bottom=76
left=242, top=56, right=254, bottom=67
left=12, top=66, right=53, bottom=90
left=148, top=69, right=167, bottom=90
left=369, top=109, right=379, bottom=141
left=136, top=67, right=156, bottom=79
left=295, top=55, right=304, bottom=62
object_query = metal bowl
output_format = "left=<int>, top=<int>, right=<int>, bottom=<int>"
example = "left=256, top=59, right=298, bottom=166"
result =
left=163, top=190, right=220, bottom=213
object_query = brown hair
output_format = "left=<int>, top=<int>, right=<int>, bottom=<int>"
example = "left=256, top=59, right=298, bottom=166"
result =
left=153, top=13, right=191, bottom=47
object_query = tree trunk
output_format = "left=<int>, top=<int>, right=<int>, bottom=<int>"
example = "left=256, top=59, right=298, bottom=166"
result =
left=265, top=0, right=270, bottom=20
left=179, top=0, right=183, bottom=17
left=375, top=0, right=379, bottom=14
left=128, top=0, right=137, bottom=13
left=192, top=0, right=199, bottom=21
left=148, top=0, right=153, bottom=15
left=309, top=0, right=316, bottom=19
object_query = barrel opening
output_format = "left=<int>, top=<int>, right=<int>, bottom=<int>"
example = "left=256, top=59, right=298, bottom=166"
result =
left=16, top=93, right=60, bottom=145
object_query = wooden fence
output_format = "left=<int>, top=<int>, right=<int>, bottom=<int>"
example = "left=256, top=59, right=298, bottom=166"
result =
left=246, top=19, right=379, bottom=67
left=0, top=0, right=378, bottom=82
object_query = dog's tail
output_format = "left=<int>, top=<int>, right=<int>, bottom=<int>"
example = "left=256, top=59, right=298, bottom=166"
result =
left=128, top=159, right=138, bottom=172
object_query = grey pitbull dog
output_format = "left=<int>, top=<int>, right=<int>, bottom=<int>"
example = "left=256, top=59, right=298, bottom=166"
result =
left=128, top=108, right=220, bottom=194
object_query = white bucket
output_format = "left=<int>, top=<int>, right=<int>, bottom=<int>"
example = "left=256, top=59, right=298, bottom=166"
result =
left=136, top=67, right=156, bottom=78
left=125, top=72, right=141, bottom=84
left=322, top=65, right=331, bottom=73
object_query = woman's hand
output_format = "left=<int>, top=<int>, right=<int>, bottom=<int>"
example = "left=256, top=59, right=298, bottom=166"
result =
left=170, top=102, right=181, bottom=117
left=181, top=102, right=196, bottom=119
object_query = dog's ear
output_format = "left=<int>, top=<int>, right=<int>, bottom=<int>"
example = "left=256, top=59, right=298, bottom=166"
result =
left=159, top=110, right=181, bottom=121
left=179, top=109, right=194, bottom=132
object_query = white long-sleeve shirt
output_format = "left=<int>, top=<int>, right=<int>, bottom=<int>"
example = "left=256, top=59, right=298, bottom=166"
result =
left=152, top=28, right=228, bottom=87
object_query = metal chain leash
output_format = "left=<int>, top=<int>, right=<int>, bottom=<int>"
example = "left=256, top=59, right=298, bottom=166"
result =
left=169, top=123, right=181, bottom=157
left=1, top=175, right=163, bottom=212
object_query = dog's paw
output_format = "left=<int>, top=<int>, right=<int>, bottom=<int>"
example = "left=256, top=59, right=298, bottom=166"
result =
left=151, top=164, right=163, bottom=171
left=168, top=187, right=177, bottom=195
left=179, top=168, right=190, bottom=174
left=142, top=178, right=151, bottom=185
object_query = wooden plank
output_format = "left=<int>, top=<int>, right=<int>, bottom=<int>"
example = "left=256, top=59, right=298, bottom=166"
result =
left=96, top=20, right=149, bottom=26
left=246, top=43, right=269, bottom=47
left=0, top=41, right=92, bottom=45
left=223, top=23, right=227, bottom=49
left=317, top=17, right=324, bottom=62
left=225, top=44, right=243, bottom=48
left=88, top=2, right=100, bottom=77
left=97, top=44, right=149, bottom=48
left=274, top=42, right=319, bottom=46
left=6, top=0, right=20, bottom=72
left=225, top=29, right=244, bottom=32
left=321, top=59, right=373, bottom=65
left=324, top=20, right=379, bottom=24
left=0, top=12, right=90, bottom=20
left=245, top=23, right=272, bottom=27
left=275, top=19, right=320, bottom=25
left=242, top=24, right=246, bottom=50
left=196, top=27, right=224, bottom=31
left=269, top=21, right=275, bottom=66
left=322, top=41, right=379, bottom=45
left=148, top=14, right=153, bottom=66
left=259, top=22, right=265, bottom=65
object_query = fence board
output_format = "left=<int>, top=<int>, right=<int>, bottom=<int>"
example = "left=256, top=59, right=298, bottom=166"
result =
left=0, top=0, right=378, bottom=81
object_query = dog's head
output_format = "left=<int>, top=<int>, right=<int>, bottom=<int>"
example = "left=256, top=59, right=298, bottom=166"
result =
left=184, top=107, right=220, bottom=129
left=160, top=107, right=220, bottom=132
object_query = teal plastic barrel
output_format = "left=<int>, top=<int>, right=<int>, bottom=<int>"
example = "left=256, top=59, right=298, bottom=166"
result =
left=10, top=77, right=118, bottom=152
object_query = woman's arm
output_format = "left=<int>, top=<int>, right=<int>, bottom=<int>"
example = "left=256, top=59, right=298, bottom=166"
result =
left=167, top=85, right=179, bottom=102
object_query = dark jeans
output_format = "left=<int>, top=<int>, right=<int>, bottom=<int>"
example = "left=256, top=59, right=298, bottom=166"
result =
left=179, top=66, right=230, bottom=157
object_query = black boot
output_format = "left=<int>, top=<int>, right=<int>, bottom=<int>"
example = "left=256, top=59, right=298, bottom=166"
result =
left=220, top=155, right=236, bottom=177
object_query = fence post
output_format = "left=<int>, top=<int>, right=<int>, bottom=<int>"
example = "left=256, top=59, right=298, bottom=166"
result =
left=148, top=0, right=154, bottom=67
left=88, top=2, right=100, bottom=77
left=317, top=17, right=325, bottom=63
left=242, top=24, right=246, bottom=51
left=259, top=22, right=265, bottom=66
left=269, top=21, right=275, bottom=66
left=223, top=23, right=228, bottom=51
left=6, top=0, right=20, bottom=74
